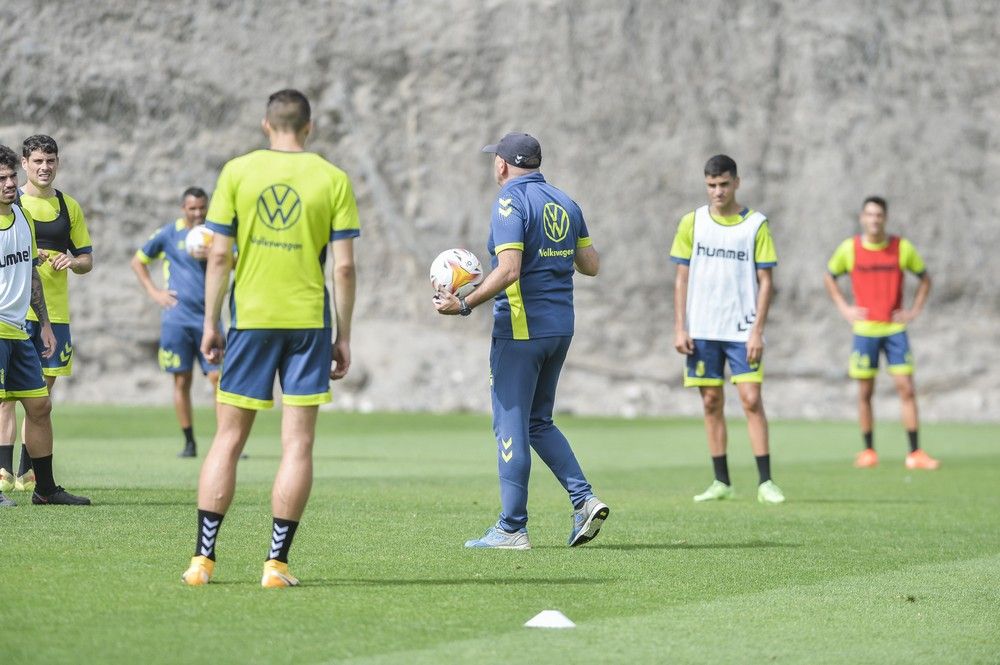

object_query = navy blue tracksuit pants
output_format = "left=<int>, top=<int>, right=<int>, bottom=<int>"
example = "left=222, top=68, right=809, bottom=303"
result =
left=490, top=335, right=592, bottom=532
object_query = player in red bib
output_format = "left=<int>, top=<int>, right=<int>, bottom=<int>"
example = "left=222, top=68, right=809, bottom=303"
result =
left=824, top=196, right=939, bottom=470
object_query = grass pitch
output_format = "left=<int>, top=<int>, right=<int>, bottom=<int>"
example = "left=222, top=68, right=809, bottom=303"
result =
left=2, top=406, right=998, bottom=664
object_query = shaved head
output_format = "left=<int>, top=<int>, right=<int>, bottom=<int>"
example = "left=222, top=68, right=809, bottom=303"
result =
left=266, top=89, right=311, bottom=133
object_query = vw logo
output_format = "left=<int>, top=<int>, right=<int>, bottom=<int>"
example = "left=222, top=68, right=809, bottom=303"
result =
left=257, top=184, right=302, bottom=231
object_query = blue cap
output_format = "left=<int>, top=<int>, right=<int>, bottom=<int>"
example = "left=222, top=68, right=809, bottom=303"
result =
left=481, top=132, right=541, bottom=169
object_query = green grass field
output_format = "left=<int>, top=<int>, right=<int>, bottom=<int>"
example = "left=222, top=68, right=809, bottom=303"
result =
left=3, top=406, right=998, bottom=664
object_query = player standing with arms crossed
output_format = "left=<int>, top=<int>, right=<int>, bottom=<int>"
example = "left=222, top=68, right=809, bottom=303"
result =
left=0, top=144, right=89, bottom=507
left=671, top=155, right=785, bottom=504
left=131, top=187, right=220, bottom=458
left=824, top=196, right=939, bottom=470
left=0, top=136, right=92, bottom=496
left=435, top=132, right=609, bottom=548
left=181, top=89, right=359, bottom=587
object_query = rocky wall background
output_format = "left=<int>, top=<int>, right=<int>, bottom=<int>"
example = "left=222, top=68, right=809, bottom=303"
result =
left=1, top=0, right=997, bottom=420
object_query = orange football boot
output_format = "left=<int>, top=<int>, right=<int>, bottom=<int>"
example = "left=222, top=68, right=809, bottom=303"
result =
left=854, top=448, right=879, bottom=468
left=905, top=449, right=940, bottom=470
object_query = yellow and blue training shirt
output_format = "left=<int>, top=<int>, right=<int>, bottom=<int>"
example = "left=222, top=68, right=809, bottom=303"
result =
left=18, top=190, right=92, bottom=324
left=205, top=150, right=360, bottom=330
left=136, top=219, right=212, bottom=329
left=669, top=208, right=777, bottom=267
left=488, top=172, right=591, bottom=340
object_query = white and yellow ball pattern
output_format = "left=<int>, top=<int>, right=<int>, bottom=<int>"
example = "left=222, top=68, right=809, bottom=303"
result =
left=430, top=248, right=484, bottom=297
left=184, top=225, right=214, bottom=258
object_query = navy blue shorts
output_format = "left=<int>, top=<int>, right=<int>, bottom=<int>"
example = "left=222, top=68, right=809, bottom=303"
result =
left=684, top=339, right=763, bottom=387
left=217, top=328, right=332, bottom=410
left=850, top=332, right=913, bottom=379
left=0, top=336, right=48, bottom=401
left=26, top=321, right=72, bottom=377
left=159, top=323, right=219, bottom=375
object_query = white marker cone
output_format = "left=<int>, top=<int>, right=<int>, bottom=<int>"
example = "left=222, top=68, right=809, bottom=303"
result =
left=524, top=610, right=576, bottom=629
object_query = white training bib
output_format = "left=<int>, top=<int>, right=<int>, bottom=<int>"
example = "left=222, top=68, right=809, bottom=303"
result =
left=0, top=204, right=36, bottom=333
left=685, top=205, right=766, bottom=343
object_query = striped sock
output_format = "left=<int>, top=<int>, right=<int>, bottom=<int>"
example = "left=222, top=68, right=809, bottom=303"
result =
left=268, top=518, right=299, bottom=563
left=196, top=510, right=224, bottom=561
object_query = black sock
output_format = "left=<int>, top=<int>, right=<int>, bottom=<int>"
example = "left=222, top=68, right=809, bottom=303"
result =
left=182, top=427, right=195, bottom=446
left=907, top=430, right=919, bottom=453
left=0, top=444, right=13, bottom=473
left=268, top=517, right=299, bottom=563
left=863, top=431, right=874, bottom=450
left=17, top=443, right=32, bottom=475
left=711, top=455, right=730, bottom=486
left=755, top=454, right=772, bottom=484
left=196, top=510, right=225, bottom=561
left=31, top=454, right=57, bottom=495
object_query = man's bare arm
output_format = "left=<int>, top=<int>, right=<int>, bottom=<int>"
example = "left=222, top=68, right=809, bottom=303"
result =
left=30, top=264, right=50, bottom=325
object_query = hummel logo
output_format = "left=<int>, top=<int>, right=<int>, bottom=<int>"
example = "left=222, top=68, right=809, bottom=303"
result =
left=500, top=437, right=513, bottom=463
left=59, top=343, right=72, bottom=363
left=199, top=517, right=220, bottom=556
left=736, top=311, right=757, bottom=332
left=498, top=197, right=514, bottom=219
left=515, top=155, right=524, bottom=164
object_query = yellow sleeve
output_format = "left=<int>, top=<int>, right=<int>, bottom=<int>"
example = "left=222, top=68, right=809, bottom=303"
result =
left=206, top=161, right=238, bottom=235
left=24, top=208, right=37, bottom=260
left=330, top=171, right=360, bottom=239
left=754, top=221, right=777, bottom=266
left=827, top=238, right=855, bottom=275
left=65, top=195, right=93, bottom=254
left=898, top=238, right=926, bottom=275
left=669, top=212, right=695, bottom=263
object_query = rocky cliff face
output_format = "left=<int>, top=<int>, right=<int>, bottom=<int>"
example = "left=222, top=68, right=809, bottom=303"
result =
left=2, top=0, right=997, bottom=419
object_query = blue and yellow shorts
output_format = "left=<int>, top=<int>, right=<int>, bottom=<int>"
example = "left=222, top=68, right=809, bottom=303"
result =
left=159, top=323, right=220, bottom=375
left=0, top=337, right=49, bottom=401
left=26, top=321, right=72, bottom=377
left=684, top=339, right=763, bottom=387
left=217, top=328, right=332, bottom=410
left=850, top=332, right=913, bottom=379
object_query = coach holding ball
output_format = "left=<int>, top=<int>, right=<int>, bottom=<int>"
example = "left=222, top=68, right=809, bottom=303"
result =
left=434, top=132, right=609, bottom=549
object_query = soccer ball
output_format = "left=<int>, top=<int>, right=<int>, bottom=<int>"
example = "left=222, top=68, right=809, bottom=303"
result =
left=430, top=248, right=483, bottom=297
left=185, top=225, right=214, bottom=257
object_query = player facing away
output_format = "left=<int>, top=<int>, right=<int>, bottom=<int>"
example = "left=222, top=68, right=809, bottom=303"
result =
left=671, top=155, right=785, bottom=504
left=130, top=187, right=220, bottom=458
left=181, top=90, right=359, bottom=587
left=434, top=132, right=609, bottom=549
left=823, top=196, right=939, bottom=470
left=0, top=144, right=89, bottom=507
left=0, top=135, right=93, bottom=496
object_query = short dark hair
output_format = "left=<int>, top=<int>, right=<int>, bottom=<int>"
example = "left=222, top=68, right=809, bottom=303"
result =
left=266, top=89, right=311, bottom=132
left=862, top=195, right=887, bottom=212
left=0, top=145, right=18, bottom=171
left=704, top=154, right=738, bottom=178
left=182, top=187, right=208, bottom=202
left=22, top=134, right=58, bottom=158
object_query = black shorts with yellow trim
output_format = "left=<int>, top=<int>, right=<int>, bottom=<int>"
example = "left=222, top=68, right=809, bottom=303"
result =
left=26, top=321, right=73, bottom=377
left=0, top=336, right=49, bottom=401
left=217, top=328, right=332, bottom=410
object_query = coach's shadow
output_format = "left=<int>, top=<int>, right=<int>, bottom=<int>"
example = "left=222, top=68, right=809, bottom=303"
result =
left=581, top=540, right=801, bottom=551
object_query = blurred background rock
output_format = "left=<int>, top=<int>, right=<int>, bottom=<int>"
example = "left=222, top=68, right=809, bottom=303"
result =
left=2, top=0, right=996, bottom=420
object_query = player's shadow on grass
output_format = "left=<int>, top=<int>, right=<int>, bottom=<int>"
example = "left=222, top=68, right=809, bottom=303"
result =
left=242, top=453, right=385, bottom=462
left=794, top=498, right=928, bottom=505
left=290, top=577, right=612, bottom=588
left=583, top=540, right=801, bottom=551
